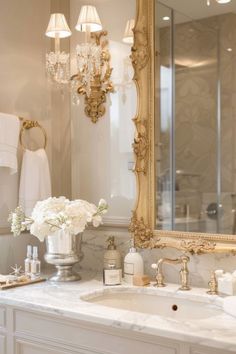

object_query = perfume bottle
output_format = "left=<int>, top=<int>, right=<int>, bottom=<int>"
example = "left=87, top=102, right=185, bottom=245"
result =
left=103, top=236, right=122, bottom=286
left=24, top=245, right=32, bottom=276
left=31, top=246, right=41, bottom=279
left=103, top=236, right=122, bottom=270
left=103, top=263, right=122, bottom=286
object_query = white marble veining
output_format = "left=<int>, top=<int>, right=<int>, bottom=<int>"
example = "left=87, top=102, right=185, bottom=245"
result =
left=79, top=229, right=236, bottom=288
left=0, top=271, right=236, bottom=352
left=1, top=229, right=236, bottom=290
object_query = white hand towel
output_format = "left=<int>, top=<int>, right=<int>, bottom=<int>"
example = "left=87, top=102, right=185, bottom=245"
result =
left=0, top=113, right=20, bottom=174
left=19, top=149, right=52, bottom=216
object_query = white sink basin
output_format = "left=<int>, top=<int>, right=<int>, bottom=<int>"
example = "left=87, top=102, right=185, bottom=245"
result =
left=82, top=288, right=222, bottom=321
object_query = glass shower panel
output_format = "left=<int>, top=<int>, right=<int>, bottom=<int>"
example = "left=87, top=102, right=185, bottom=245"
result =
left=174, top=17, right=218, bottom=233
left=219, top=13, right=236, bottom=235
left=156, top=1, right=219, bottom=233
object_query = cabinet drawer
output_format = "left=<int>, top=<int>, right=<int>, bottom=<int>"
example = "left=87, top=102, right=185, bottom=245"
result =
left=0, top=307, right=6, bottom=329
left=15, top=339, right=73, bottom=354
left=191, top=345, right=232, bottom=354
left=0, top=334, right=6, bottom=354
left=14, top=310, right=180, bottom=354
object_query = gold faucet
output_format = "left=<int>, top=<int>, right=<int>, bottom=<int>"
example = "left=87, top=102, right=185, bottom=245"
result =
left=152, top=255, right=191, bottom=291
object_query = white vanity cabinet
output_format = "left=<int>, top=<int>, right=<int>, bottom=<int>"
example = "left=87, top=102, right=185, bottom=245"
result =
left=0, top=304, right=233, bottom=354
left=0, top=306, right=6, bottom=354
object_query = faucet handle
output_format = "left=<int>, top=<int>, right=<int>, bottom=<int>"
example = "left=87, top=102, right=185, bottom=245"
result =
left=151, top=263, right=166, bottom=287
left=179, top=255, right=191, bottom=291
left=207, top=271, right=218, bottom=295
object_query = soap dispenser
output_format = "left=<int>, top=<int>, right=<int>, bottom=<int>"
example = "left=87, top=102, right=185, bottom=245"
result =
left=124, top=238, right=144, bottom=285
left=103, top=236, right=122, bottom=270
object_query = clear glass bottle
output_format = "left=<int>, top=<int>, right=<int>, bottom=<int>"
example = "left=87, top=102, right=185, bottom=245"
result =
left=24, top=245, right=32, bottom=276
left=31, top=246, right=41, bottom=279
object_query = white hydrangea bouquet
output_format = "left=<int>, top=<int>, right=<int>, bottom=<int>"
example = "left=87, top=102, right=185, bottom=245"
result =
left=9, top=196, right=108, bottom=242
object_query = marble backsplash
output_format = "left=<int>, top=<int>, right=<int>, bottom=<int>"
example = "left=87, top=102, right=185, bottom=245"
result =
left=79, top=229, right=236, bottom=288
left=1, top=229, right=236, bottom=289
left=0, top=233, right=45, bottom=275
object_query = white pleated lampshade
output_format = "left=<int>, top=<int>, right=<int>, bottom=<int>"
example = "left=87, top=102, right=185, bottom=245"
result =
left=45, top=13, right=72, bottom=38
left=122, top=19, right=135, bottom=44
left=75, top=5, right=102, bottom=32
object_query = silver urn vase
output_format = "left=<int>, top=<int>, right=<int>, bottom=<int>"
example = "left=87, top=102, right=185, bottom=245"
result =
left=44, top=229, right=83, bottom=282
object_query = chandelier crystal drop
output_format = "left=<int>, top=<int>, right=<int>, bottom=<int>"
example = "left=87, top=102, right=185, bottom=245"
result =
left=46, top=52, right=70, bottom=85
left=75, top=43, right=102, bottom=96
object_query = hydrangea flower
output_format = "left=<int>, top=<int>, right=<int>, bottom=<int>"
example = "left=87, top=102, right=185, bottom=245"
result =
left=9, top=197, right=108, bottom=241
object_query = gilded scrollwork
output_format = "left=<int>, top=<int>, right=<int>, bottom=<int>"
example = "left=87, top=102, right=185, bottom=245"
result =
left=133, top=119, right=148, bottom=174
left=131, top=20, right=149, bottom=77
left=129, top=213, right=165, bottom=249
left=180, top=239, right=216, bottom=255
left=129, top=213, right=153, bottom=248
left=129, top=0, right=236, bottom=254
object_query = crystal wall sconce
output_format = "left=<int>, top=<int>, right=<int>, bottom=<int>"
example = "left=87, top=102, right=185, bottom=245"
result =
left=71, top=5, right=114, bottom=124
left=45, top=6, right=114, bottom=124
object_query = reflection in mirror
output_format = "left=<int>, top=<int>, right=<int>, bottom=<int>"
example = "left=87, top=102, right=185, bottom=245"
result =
left=71, top=0, right=136, bottom=227
left=156, top=0, right=236, bottom=235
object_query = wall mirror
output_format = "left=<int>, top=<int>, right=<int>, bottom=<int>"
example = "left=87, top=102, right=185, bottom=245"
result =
left=131, top=0, right=236, bottom=253
left=0, top=0, right=136, bottom=234
left=70, top=0, right=136, bottom=228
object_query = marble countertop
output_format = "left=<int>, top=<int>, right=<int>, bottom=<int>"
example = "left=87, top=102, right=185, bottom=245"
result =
left=0, top=271, right=236, bottom=352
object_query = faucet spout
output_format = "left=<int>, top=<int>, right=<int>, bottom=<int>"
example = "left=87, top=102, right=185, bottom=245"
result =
left=152, top=255, right=191, bottom=291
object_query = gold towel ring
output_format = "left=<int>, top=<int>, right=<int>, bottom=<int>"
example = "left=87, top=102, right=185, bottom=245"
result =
left=19, top=120, right=47, bottom=150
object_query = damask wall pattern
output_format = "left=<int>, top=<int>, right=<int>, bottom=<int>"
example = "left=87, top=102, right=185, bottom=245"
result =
left=158, top=13, right=236, bottom=233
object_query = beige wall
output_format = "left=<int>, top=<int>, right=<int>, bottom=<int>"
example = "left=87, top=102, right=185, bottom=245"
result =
left=0, top=0, right=71, bottom=272
left=50, top=0, right=72, bottom=198
left=0, top=0, right=52, bottom=273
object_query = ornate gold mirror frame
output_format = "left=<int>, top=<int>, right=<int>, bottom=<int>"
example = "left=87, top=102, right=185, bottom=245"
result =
left=129, top=0, right=236, bottom=255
